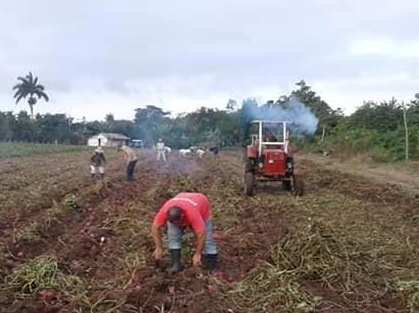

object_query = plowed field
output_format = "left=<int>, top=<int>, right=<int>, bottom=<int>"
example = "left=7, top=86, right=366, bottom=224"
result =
left=1, top=149, right=419, bottom=313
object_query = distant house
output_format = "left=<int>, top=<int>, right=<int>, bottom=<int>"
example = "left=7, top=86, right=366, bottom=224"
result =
left=87, top=133, right=130, bottom=148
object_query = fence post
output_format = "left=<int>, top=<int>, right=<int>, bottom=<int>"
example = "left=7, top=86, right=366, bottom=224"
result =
left=321, top=126, right=326, bottom=143
left=403, top=106, right=409, bottom=161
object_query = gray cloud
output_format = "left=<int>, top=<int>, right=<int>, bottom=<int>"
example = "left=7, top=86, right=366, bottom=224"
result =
left=1, top=0, right=419, bottom=119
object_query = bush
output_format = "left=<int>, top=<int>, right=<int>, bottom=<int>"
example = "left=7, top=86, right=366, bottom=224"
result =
left=305, top=123, right=419, bottom=162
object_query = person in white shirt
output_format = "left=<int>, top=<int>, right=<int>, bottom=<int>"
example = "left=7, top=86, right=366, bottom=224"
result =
left=156, top=138, right=167, bottom=162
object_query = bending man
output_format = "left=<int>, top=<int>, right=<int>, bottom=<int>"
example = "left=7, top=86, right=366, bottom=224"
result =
left=120, top=145, right=138, bottom=181
left=152, top=192, right=218, bottom=272
left=90, top=147, right=106, bottom=180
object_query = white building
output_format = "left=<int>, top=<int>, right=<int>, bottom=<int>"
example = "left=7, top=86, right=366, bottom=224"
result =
left=87, top=133, right=130, bottom=148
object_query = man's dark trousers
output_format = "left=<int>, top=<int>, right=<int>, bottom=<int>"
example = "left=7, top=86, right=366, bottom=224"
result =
left=127, top=160, right=137, bottom=181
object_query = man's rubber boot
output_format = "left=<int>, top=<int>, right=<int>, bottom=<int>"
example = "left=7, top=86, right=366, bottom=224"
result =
left=100, top=174, right=105, bottom=180
left=168, top=249, right=184, bottom=273
left=203, top=254, right=218, bottom=272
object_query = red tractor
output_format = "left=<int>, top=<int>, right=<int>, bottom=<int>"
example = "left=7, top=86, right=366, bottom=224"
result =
left=244, top=120, right=303, bottom=196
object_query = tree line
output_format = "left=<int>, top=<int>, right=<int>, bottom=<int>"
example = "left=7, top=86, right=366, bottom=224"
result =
left=2, top=77, right=419, bottom=161
left=1, top=79, right=339, bottom=148
left=0, top=106, right=241, bottom=148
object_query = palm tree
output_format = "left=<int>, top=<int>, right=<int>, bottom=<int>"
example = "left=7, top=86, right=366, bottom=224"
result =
left=13, top=72, right=49, bottom=118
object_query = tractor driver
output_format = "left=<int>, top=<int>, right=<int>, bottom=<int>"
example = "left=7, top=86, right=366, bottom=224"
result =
left=263, top=129, right=278, bottom=149
left=263, top=127, right=278, bottom=142
left=151, top=192, right=218, bottom=273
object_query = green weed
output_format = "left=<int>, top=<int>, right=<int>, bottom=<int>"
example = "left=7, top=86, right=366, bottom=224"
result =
left=7, top=255, right=85, bottom=296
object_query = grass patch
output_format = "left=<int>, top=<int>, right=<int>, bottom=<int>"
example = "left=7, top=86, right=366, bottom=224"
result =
left=121, top=252, right=147, bottom=288
left=396, top=280, right=419, bottom=313
left=0, top=142, right=88, bottom=159
left=15, top=222, right=43, bottom=243
left=230, top=264, right=318, bottom=313
left=229, top=218, right=405, bottom=312
left=7, top=256, right=85, bottom=295
left=271, top=220, right=382, bottom=292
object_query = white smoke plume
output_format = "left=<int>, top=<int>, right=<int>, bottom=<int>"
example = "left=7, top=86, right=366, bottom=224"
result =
left=244, top=97, right=318, bottom=135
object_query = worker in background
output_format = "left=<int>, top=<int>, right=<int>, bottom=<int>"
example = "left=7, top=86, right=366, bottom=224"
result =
left=156, top=138, right=167, bottom=162
left=120, top=144, right=138, bottom=181
left=90, top=147, right=106, bottom=180
left=152, top=192, right=218, bottom=273
left=209, top=145, right=219, bottom=157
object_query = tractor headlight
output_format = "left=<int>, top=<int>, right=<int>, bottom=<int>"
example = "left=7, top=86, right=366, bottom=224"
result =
left=258, top=162, right=264, bottom=168
left=287, top=162, right=293, bottom=169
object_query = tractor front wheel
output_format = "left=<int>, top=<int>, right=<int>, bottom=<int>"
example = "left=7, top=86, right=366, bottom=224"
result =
left=244, top=172, right=255, bottom=196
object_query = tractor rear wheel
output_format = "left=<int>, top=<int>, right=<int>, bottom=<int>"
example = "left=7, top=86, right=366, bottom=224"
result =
left=291, top=175, right=304, bottom=196
left=244, top=172, right=255, bottom=196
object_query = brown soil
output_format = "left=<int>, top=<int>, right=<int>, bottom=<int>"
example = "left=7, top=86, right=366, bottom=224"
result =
left=0, top=150, right=418, bottom=313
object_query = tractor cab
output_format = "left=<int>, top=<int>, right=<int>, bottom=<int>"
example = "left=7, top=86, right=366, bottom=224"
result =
left=244, top=120, right=303, bottom=196
left=247, top=120, right=289, bottom=151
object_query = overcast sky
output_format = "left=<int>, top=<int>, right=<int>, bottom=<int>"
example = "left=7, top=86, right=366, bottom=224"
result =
left=1, top=0, right=418, bottom=120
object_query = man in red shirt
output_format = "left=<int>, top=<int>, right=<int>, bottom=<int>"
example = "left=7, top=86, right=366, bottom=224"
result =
left=152, top=193, right=218, bottom=273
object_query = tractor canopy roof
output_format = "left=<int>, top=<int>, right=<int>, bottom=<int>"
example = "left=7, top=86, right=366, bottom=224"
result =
left=250, top=120, right=290, bottom=124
